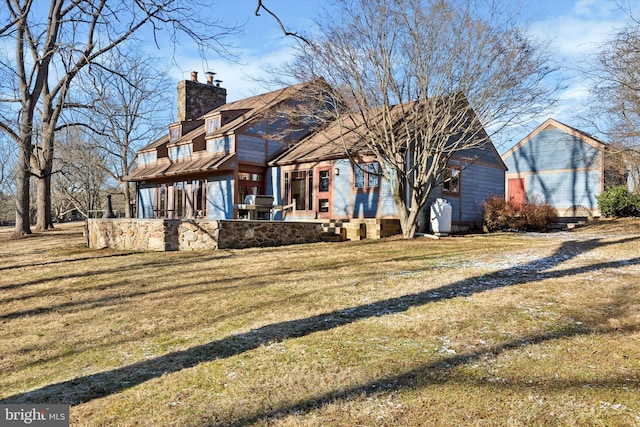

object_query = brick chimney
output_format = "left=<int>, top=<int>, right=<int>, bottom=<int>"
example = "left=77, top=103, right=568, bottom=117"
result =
left=177, top=70, right=227, bottom=121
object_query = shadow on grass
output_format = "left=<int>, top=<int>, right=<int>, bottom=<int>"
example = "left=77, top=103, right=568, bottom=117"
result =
left=1, top=236, right=638, bottom=406
left=222, top=323, right=639, bottom=427
left=0, top=252, right=138, bottom=274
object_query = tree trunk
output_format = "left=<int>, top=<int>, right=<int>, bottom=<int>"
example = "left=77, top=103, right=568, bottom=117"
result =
left=13, top=143, right=32, bottom=237
left=35, top=121, right=56, bottom=230
left=123, top=181, right=132, bottom=218
left=398, top=205, right=420, bottom=239
left=35, top=171, right=54, bottom=230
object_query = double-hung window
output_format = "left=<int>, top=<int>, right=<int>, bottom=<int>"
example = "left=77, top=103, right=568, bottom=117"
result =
left=354, top=162, right=380, bottom=189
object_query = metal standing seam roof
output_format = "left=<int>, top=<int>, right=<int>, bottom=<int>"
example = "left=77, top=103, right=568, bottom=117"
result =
left=124, top=153, right=235, bottom=182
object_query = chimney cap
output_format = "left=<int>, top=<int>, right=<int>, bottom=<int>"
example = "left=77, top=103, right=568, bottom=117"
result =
left=190, top=71, right=198, bottom=82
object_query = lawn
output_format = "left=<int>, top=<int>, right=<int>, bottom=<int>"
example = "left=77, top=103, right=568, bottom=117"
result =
left=1, top=220, right=639, bottom=426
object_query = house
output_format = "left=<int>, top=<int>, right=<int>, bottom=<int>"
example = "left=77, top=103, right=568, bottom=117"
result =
left=126, top=77, right=506, bottom=234
left=268, top=102, right=507, bottom=233
left=126, top=74, right=322, bottom=220
left=501, top=118, right=621, bottom=218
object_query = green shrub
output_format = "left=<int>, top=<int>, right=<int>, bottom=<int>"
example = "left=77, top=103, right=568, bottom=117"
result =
left=483, top=196, right=558, bottom=232
left=597, top=186, right=640, bottom=218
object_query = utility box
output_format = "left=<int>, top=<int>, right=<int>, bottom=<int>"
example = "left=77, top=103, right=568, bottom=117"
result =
left=430, top=198, right=452, bottom=236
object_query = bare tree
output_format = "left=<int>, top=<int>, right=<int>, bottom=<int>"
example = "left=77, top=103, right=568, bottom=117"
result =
left=285, top=0, right=558, bottom=238
left=0, top=0, right=236, bottom=237
left=52, top=128, right=109, bottom=220
left=584, top=11, right=640, bottom=190
left=0, top=135, right=15, bottom=224
left=76, top=49, right=172, bottom=218
left=0, top=135, right=14, bottom=193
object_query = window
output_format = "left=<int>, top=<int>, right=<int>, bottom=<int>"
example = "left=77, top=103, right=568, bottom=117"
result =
left=193, top=179, right=207, bottom=218
left=206, top=116, right=221, bottom=134
left=319, top=170, right=330, bottom=192
left=291, top=171, right=306, bottom=210
left=284, top=170, right=313, bottom=210
left=169, top=144, right=192, bottom=161
left=354, top=162, right=380, bottom=189
left=139, top=152, right=156, bottom=166
left=170, top=127, right=181, bottom=141
left=174, top=181, right=187, bottom=218
left=442, top=167, right=460, bottom=194
left=308, top=172, right=314, bottom=210
left=208, top=136, right=231, bottom=153
left=154, top=184, right=167, bottom=218
left=238, top=171, right=265, bottom=203
left=367, top=163, right=379, bottom=188
left=153, top=180, right=207, bottom=218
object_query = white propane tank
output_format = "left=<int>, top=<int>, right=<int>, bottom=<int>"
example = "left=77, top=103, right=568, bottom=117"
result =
left=430, top=198, right=452, bottom=236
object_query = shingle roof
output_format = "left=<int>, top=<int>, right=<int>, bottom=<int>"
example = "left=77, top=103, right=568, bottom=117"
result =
left=269, top=116, right=369, bottom=165
left=203, top=80, right=323, bottom=137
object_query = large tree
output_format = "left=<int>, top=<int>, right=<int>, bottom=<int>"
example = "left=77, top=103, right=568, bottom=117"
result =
left=0, top=0, right=235, bottom=237
left=586, top=13, right=640, bottom=190
left=52, top=128, right=108, bottom=220
left=77, top=49, right=172, bottom=218
left=286, top=0, right=558, bottom=238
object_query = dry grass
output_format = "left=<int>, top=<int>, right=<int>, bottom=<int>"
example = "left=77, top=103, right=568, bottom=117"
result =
left=0, top=219, right=639, bottom=426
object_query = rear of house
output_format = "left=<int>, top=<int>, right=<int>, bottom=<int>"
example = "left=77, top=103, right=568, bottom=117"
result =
left=269, top=112, right=506, bottom=233
left=126, top=77, right=506, bottom=235
left=126, top=76, right=320, bottom=220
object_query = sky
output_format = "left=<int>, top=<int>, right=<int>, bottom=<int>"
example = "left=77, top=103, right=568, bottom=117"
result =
left=166, top=0, right=639, bottom=152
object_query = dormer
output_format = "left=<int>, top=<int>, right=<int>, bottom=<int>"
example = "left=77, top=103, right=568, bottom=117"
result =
left=137, top=150, right=157, bottom=166
left=168, top=142, right=192, bottom=161
left=168, top=119, right=204, bottom=143
left=169, top=125, right=181, bottom=142
left=206, top=114, right=221, bottom=135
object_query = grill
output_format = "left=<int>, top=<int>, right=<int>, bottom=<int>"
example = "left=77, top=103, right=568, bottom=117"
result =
left=236, top=195, right=274, bottom=220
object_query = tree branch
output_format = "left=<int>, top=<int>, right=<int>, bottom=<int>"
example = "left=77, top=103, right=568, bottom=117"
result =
left=255, top=0, right=310, bottom=45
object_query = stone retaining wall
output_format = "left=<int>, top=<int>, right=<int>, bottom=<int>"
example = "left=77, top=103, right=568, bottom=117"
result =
left=87, top=219, right=325, bottom=251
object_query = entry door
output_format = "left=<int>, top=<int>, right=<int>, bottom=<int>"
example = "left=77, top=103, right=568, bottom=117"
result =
left=316, top=168, right=332, bottom=219
left=508, top=178, right=525, bottom=208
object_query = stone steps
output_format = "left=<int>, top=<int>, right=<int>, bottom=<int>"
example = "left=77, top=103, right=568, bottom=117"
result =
left=549, top=216, right=590, bottom=231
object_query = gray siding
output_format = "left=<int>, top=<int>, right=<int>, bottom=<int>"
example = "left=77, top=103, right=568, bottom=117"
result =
left=526, top=170, right=600, bottom=210
left=332, top=159, right=352, bottom=217
left=421, top=163, right=503, bottom=226
left=380, top=173, right=398, bottom=216
left=352, top=190, right=379, bottom=218
left=236, top=134, right=266, bottom=164
left=460, top=163, right=504, bottom=222
left=335, top=160, right=398, bottom=218
left=503, top=128, right=600, bottom=173
left=207, top=174, right=233, bottom=219
left=458, top=144, right=503, bottom=168
left=267, top=139, right=285, bottom=159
